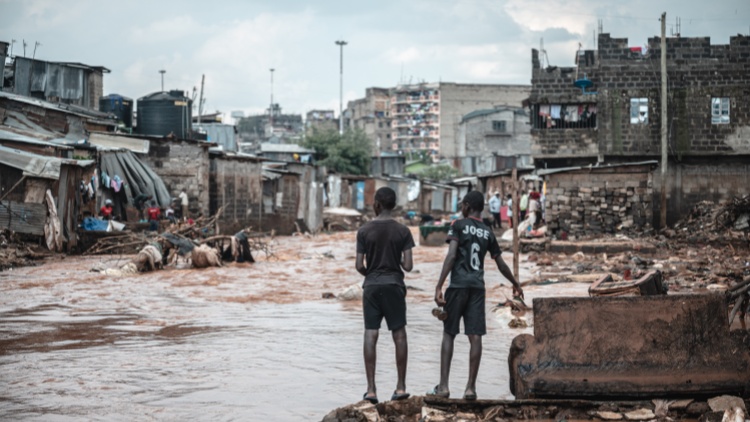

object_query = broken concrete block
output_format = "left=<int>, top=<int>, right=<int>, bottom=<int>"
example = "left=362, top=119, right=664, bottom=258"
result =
left=509, top=295, right=750, bottom=399
left=708, top=395, right=746, bottom=412
left=596, top=411, right=624, bottom=420
left=623, top=409, right=655, bottom=420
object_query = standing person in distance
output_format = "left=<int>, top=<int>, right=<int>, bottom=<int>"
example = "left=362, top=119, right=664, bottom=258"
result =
left=429, top=191, right=523, bottom=400
left=356, top=187, right=415, bottom=404
left=488, top=192, right=502, bottom=229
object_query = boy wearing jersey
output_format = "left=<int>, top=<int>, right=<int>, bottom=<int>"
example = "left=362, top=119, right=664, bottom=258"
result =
left=430, top=191, right=523, bottom=400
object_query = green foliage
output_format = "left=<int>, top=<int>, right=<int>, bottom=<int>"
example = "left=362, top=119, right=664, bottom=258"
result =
left=417, top=164, right=460, bottom=182
left=303, top=128, right=372, bottom=175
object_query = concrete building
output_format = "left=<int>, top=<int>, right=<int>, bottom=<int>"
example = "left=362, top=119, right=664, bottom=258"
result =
left=236, top=104, right=303, bottom=153
left=346, top=87, right=392, bottom=154
left=390, top=82, right=530, bottom=159
left=305, top=109, right=337, bottom=134
left=456, top=106, right=532, bottom=175
left=528, top=33, right=750, bottom=228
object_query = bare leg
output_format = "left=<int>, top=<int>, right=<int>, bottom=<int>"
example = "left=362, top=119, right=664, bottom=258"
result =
left=392, top=327, right=407, bottom=393
left=364, top=329, right=379, bottom=398
left=437, top=331, right=455, bottom=394
left=465, top=334, right=482, bottom=398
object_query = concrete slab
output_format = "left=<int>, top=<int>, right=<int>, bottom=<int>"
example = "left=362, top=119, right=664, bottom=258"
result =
left=509, top=294, right=750, bottom=399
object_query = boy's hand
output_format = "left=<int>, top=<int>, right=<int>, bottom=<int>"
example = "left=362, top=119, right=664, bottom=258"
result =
left=513, top=285, right=524, bottom=300
left=434, top=289, right=446, bottom=306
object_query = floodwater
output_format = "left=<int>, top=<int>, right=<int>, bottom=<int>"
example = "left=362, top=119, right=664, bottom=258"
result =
left=0, top=230, right=589, bottom=421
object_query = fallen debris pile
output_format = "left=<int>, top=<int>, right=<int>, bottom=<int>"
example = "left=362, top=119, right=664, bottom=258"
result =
left=667, top=196, right=750, bottom=247
left=0, top=229, right=49, bottom=271
left=323, top=395, right=748, bottom=422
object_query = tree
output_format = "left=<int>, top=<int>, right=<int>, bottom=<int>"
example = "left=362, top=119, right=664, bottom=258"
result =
left=417, top=164, right=461, bottom=182
left=303, top=128, right=371, bottom=175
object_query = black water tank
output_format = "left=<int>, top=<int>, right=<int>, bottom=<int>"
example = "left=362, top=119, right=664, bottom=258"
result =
left=136, top=90, right=192, bottom=138
left=99, top=94, right=134, bottom=128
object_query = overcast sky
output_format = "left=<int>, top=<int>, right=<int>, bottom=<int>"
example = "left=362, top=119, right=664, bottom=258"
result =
left=1, top=0, right=748, bottom=120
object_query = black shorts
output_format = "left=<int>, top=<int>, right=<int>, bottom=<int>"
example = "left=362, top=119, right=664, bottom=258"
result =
left=443, top=287, right=486, bottom=336
left=363, top=284, right=406, bottom=331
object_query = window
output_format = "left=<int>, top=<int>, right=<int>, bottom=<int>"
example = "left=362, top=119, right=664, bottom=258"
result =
left=630, top=98, right=648, bottom=124
left=712, top=97, right=730, bottom=124
left=492, top=120, right=507, bottom=132
left=532, top=104, right=597, bottom=129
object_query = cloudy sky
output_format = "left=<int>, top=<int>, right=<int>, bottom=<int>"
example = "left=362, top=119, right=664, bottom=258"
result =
left=1, top=0, right=748, bottom=119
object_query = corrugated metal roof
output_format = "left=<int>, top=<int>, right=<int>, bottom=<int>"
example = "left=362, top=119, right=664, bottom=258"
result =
left=88, top=132, right=150, bottom=154
left=536, top=161, right=659, bottom=176
left=260, top=143, right=315, bottom=154
left=0, top=144, right=93, bottom=179
left=0, top=127, right=73, bottom=149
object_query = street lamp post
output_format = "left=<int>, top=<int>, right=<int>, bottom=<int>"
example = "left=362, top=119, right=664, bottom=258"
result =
left=159, top=69, right=166, bottom=92
left=268, top=68, right=276, bottom=126
left=335, top=40, right=347, bottom=135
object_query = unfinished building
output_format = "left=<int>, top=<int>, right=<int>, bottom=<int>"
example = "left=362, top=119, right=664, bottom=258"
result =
left=529, top=33, right=750, bottom=231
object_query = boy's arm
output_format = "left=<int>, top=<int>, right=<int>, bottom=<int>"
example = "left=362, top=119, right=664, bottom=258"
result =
left=355, top=253, right=367, bottom=276
left=494, top=254, right=523, bottom=299
left=435, top=240, right=458, bottom=306
left=401, top=248, right=413, bottom=272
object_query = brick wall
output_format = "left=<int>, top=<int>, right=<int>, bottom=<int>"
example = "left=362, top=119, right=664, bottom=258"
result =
left=544, top=165, right=653, bottom=237
left=209, top=156, right=263, bottom=234
left=143, top=140, right=209, bottom=217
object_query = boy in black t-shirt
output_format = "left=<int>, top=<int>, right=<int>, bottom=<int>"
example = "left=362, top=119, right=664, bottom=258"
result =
left=356, top=187, right=415, bottom=404
left=429, top=190, right=523, bottom=400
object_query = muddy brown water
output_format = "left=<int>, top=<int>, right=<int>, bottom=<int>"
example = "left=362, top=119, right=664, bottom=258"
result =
left=0, top=230, right=589, bottom=421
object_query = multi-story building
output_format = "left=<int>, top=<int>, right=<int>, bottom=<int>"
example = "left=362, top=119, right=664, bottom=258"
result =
left=346, top=87, right=392, bottom=154
left=305, top=109, right=337, bottom=135
left=456, top=106, right=532, bottom=174
left=236, top=104, right=303, bottom=153
left=390, top=82, right=530, bottom=160
left=528, top=33, right=750, bottom=227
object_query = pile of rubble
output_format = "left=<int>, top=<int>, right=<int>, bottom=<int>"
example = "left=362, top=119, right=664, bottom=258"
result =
left=323, top=395, right=748, bottom=422
left=666, top=196, right=750, bottom=247
left=0, top=229, right=49, bottom=271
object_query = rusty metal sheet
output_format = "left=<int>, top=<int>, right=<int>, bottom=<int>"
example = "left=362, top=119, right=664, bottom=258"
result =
left=509, top=294, right=750, bottom=399
left=0, top=200, right=47, bottom=236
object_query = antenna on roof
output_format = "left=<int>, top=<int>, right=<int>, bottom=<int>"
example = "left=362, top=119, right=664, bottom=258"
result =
left=597, top=19, right=603, bottom=34
left=671, top=16, right=681, bottom=37
left=32, top=41, right=41, bottom=60
left=539, top=38, right=550, bottom=68
left=22, top=39, right=26, bottom=57
left=9, top=39, right=15, bottom=57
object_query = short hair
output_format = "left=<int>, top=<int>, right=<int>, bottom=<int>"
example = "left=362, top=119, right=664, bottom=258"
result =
left=374, top=187, right=396, bottom=210
left=462, top=191, right=484, bottom=212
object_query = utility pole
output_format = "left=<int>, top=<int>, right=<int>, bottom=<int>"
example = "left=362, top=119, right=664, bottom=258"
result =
left=159, top=69, right=166, bottom=92
left=269, top=68, right=275, bottom=127
left=660, top=12, right=668, bottom=229
left=512, top=166, right=519, bottom=283
left=198, top=74, right=205, bottom=124
left=335, top=40, right=347, bottom=135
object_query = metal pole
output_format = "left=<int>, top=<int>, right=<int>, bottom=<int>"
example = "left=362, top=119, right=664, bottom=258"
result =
left=335, top=40, right=347, bottom=135
left=660, top=12, right=668, bottom=229
left=269, top=68, right=274, bottom=127
left=512, top=167, right=519, bottom=282
left=198, top=74, right=205, bottom=124
left=159, top=70, right=166, bottom=92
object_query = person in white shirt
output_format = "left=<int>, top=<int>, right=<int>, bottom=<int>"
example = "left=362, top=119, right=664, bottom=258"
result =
left=506, top=194, right=513, bottom=228
left=488, top=192, right=502, bottom=229
left=178, top=189, right=189, bottom=219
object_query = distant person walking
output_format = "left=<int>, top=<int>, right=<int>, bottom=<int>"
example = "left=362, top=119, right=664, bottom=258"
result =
left=178, top=189, right=189, bottom=220
left=519, top=190, right=529, bottom=222
left=356, top=187, right=415, bottom=404
left=429, top=191, right=523, bottom=400
left=506, top=194, right=513, bottom=228
left=488, top=192, right=502, bottom=229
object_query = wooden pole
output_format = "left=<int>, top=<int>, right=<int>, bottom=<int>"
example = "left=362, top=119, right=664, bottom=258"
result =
left=512, top=167, right=519, bottom=282
left=660, top=12, right=668, bottom=229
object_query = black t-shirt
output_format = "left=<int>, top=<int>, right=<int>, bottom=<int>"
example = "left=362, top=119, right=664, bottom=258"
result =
left=446, top=217, right=501, bottom=289
left=356, top=219, right=415, bottom=287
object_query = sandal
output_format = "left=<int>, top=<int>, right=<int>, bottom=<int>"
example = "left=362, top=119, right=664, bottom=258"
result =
left=426, top=385, right=449, bottom=398
left=362, top=392, right=378, bottom=404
